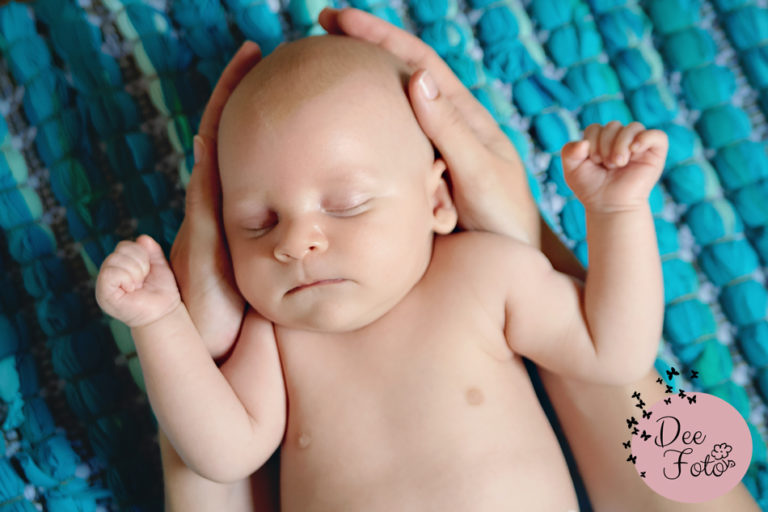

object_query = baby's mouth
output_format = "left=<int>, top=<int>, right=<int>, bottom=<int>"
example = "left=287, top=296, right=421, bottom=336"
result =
left=286, top=278, right=346, bottom=295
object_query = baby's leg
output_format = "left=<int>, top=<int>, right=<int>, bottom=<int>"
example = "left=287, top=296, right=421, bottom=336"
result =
left=538, top=366, right=760, bottom=511
left=158, top=427, right=279, bottom=511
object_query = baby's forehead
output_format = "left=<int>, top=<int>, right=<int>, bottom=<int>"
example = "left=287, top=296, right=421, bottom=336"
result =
left=223, top=35, right=412, bottom=128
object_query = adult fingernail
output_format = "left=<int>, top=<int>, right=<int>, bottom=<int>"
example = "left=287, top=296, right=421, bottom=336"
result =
left=193, top=135, right=204, bottom=165
left=418, top=70, right=438, bottom=100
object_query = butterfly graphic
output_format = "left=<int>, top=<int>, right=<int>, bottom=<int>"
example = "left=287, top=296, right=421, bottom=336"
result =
left=656, top=377, right=663, bottom=384
left=690, top=369, right=699, bottom=380
left=632, top=427, right=639, bottom=435
left=666, top=367, right=680, bottom=380
left=678, top=389, right=686, bottom=399
left=642, top=410, right=652, bottom=419
left=627, top=454, right=637, bottom=464
left=627, top=416, right=638, bottom=429
left=687, top=394, right=697, bottom=405
left=623, top=440, right=631, bottom=449
left=632, top=391, right=641, bottom=399
left=640, top=430, right=651, bottom=441
left=664, top=398, right=672, bottom=405
left=640, top=471, right=646, bottom=478
left=665, top=385, right=673, bottom=394
left=635, top=399, right=646, bottom=409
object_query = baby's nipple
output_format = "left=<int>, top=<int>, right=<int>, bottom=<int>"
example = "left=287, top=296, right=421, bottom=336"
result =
left=465, top=387, right=484, bottom=406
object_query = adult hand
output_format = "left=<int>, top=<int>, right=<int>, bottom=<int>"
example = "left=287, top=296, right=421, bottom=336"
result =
left=169, top=41, right=262, bottom=360
left=319, top=7, right=539, bottom=247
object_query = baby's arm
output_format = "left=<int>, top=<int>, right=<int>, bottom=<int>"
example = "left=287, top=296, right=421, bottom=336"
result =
left=95, top=235, right=285, bottom=483
left=505, top=122, right=666, bottom=384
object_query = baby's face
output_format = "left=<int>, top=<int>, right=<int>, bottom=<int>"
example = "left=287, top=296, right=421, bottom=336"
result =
left=219, top=66, right=453, bottom=333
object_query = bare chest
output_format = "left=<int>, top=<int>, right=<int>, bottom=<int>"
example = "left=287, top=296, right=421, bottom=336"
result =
left=273, top=249, right=577, bottom=510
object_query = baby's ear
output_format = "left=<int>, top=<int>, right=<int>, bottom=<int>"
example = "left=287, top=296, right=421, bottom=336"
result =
left=428, top=158, right=458, bottom=235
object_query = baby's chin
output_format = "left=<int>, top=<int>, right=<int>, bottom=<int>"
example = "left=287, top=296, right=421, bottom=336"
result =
left=247, top=293, right=396, bottom=334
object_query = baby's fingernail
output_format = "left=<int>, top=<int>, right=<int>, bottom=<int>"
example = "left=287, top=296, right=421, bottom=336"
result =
left=418, top=70, right=439, bottom=100
left=591, top=154, right=602, bottom=164
left=193, top=135, right=204, bottom=165
left=630, top=143, right=640, bottom=151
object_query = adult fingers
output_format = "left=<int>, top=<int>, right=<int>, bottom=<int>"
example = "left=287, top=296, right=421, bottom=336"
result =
left=198, top=41, right=262, bottom=141
left=408, top=69, right=491, bottom=184
left=322, top=7, right=507, bottom=154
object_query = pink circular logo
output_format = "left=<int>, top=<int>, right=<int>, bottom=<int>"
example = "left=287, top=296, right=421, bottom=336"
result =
left=630, top=391, right=752, bottom=502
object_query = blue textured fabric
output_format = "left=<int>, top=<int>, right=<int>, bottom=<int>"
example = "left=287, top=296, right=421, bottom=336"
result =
left=563, top=61, right=621, bottom=104
left=681, top=64, right=736, bottom=110
left=654, top=218, right=678, bottom=256
left=732, top=180, right=768, bottom=228
left=547, top=157, right=572, bottom=197
left=661, top=258, right=698, bottom=304
left=661, top=27, right=716, bottom=71
left=613, top=45, right=663, bottom=91
left=739, top=320, right=768, bottom=367
left=720, top=280, right=768, bottom=327
left=708, top=381, right=751, bottom=419
left=628, top=82, right=678, bottom=127
left=723, top=6, right=768, bottom=51
left=677, top=338, right=733, bottom=387
left=531, top=110, right=579, bottom=153
left=684, top=198, right=744, bottom=246
left=409, top=0, right=456, bottom=25
left=595, top=5, right=649, bottom=55
left=476, top=5, right=518, bottom=47
left=712, top=140, right=768, bottom=191
left=420, top=18, right=470, bottom=58
left=546, top=18, right=602, bottom=68
left=578, top=99, right=633, bottom=126
left=513, top=72, right=578, bottom=116
left=445, top=53, right=487, bottom=89
left=741, top=45, right=768, bottom=90
left=529, top=0, right=585, bottom=30
left=662, top=123, right=701, bottom=169
left=646, top=0, right=701, bottom=35
left=699, top=240, right=760, bottom=286
left=483, top=39, right=540, bottom=82
left=663, top=298, right=718, bottom=345
left=695, top=104, right=752, bottom=149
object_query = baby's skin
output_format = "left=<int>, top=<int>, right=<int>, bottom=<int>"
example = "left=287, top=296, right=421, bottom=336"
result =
left=95, top=35, right=666, bottom=510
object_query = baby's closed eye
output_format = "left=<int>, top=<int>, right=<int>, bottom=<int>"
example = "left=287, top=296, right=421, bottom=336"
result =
left=323, top=198, right=372, bottom=216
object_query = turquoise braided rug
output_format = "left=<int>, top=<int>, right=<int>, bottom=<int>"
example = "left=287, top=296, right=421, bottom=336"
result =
left=1, top=0, right=768, bottom=510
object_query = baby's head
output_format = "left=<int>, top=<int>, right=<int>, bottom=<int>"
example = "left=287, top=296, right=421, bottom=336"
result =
left=218, top=35, right=457, bottom=333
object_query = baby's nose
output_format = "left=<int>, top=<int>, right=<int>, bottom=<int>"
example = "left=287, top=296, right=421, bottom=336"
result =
left=273, top=219, right=328, bottom=262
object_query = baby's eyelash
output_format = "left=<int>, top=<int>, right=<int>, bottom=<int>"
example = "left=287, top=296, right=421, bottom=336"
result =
left=324, top=199, right=371, bottom=215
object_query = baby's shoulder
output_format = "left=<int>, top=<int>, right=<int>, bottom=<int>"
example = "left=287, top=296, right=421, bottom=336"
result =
left=435, top=230, right=541, bottom=266
left=433, top=231, right=548, bottom=287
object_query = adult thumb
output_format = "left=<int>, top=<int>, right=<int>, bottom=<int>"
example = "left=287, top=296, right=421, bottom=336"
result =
left=408, top=69, right=489, bottom=177
left=186, top=135, right=222, bottom=217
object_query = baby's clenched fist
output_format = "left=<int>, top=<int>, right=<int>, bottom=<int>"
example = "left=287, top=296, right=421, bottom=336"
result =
left=95, top=235, right=181, bottom=328
left=560, top=121, right=668, bottom=213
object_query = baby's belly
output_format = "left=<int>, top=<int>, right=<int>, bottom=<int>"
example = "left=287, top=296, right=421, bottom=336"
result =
left=277, top=350, right=579, bottom=511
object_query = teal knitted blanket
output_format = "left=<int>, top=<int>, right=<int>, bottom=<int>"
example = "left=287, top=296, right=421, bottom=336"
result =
left=1, top=0, right=768, bottom=510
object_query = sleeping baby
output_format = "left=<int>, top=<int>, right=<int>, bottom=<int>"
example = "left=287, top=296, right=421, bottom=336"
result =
left=95, top=34, right=667, bottom=511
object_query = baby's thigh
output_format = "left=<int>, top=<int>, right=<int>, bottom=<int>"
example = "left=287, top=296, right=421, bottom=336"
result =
left=159, top=428, right=279, bottom=512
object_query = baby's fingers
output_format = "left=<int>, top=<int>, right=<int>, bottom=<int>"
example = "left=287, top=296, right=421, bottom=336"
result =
left=631, top=129, right=669, bottom=157
left=610, top=122, right=645, bottom=166
left=597, top=121, right=622, bottom=167
left=583, top=124, right=602, bottom=164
